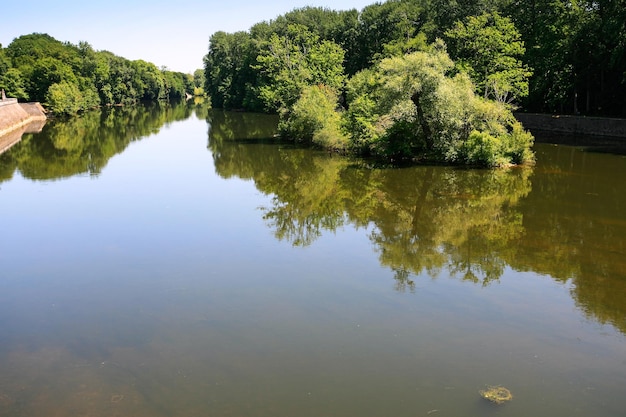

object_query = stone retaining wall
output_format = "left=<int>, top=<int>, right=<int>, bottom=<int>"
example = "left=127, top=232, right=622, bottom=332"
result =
left=0, top=98, right=19, bottom=107
left=515, top=113, right=626, bottom=138
left=0, top=100, right=47, bottom=153
left=0, top=100, right=47, bottom=138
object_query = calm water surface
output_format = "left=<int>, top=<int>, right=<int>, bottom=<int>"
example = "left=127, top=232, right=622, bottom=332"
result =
left=1, top=103, right=625, bottom=417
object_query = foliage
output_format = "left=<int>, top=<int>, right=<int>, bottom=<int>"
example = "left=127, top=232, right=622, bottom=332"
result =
left=281, top=84, right=349, bottom=151
left=343, top=68, right=385, bottom=152
left=45, top=79, right=99, bottom=115
left=506, top=0, right=626, bottom=115
left=445, top=12, right=532, bottom=105
left=344, top=41, right=535, bottom=166
left=204, top=31, right=260, bottom=110
left=353, top=0, right=429, bottom=71
left=45, top=81, right=83, bottom=115
left=0, top=33, right=195, bottom=115
left=255, top=24, right=346, bottom=113
left=0, top=67, right=29, bottom=99
left=202, top=0, right=626, bottom=118
left=426, top=0, right=508, bottom=37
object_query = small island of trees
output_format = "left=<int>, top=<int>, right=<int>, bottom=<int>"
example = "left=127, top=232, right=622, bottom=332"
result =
left=206, top=7, right=535, bottom=167
left=203, top=0, right=625, bottom=167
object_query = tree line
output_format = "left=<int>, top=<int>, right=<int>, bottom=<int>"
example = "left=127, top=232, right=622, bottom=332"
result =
left=0, top=33, right=204, bottom=115
left=205, top=0, right=625, bottom=117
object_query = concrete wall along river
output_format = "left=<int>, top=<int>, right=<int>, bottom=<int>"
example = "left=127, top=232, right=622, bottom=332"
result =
left=0, top=97, right=47, bottom=154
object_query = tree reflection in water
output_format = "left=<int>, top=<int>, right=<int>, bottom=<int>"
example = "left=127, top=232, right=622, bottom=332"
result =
left=0, top=101, right=196, bottom=182
left=207, top=110, right=533, bottom=287
left=206, top=110, right=626, bottom=337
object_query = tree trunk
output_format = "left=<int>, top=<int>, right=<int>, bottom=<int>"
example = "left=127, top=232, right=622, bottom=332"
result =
left=411, top=91, right=433, bottom=150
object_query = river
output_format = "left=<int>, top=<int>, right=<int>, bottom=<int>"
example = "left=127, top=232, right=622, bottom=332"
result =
left=1, top=102, right=625, bottom=417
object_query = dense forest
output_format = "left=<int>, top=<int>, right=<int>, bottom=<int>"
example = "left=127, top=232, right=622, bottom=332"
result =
left=205, top=0, right=626, bottom=117
left=202, top=0, right=625, bottom=165
left=0, top=33, right=203, bottom=115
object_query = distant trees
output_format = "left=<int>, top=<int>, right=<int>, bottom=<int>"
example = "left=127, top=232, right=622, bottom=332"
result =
left=0, top=33, right=196, bottom=115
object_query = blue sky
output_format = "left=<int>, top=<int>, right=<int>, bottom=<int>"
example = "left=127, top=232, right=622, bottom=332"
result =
left=2, top=0, right=376, bottom=74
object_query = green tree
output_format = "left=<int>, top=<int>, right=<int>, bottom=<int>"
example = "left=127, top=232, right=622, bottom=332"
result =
left=133, top=60, right=166, bottom=100
left=445, top=12, right=532, bottom=105
left=343, top=67, right=384, bottom=152
left=353, top=0, right=429, bottom=72
left=193, top=68, right=205, bottom=89
left=505, top=0, right=582, bottom=113
left=425, top=0, right=508, bottom=37
left=281, top=84, right=348, bottom=150
left=344, top=40, right=534, bottom=166
left=568, top=0, right=626, bottom=115
left=162, top=70, right=187, bottom=100
left=204, top=31, right=260, bottom=109
left=28, top=56, right=78, bottom=102
left=0, top=67, right=29, bottom=100
left=255, top=24, right=346, bottom=113
left=252, top=6, right=361, bottom=76
left=45, top=81, right=83, bottom=115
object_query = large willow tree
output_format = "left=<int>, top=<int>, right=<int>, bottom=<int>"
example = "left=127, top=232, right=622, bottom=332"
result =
left=339, top=41, right=535, bottom=166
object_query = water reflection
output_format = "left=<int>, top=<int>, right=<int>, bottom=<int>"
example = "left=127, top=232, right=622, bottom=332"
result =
left=1, top=107, right=625, bottom=417
left=207, top=110, right=533, bottom=286
left=513, top=144, right=626, bottom=334
left=0, top=101, right=199, bottom=182
left=207, top=110, right=626, bottom=334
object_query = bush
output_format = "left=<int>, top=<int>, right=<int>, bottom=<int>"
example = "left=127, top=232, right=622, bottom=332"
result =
left=505, top=121, right=535, bottom=164
left=281, top=84, right=349, bottom=150
left=341, top=44, right=535, bottom=166
left=46, top=80, right=101, bottom=115
left=46, top=81, right=82, bottom=115
left=460, top=130, right=504, bottom=167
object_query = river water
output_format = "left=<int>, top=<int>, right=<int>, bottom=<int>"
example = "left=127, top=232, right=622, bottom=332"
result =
left=1, top=103, right=625, bottom=417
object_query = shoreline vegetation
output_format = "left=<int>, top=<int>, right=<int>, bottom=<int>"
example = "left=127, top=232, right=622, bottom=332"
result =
left=2, top=0, right=624, bottom=167
left=0, top=33, right=205, bottom=116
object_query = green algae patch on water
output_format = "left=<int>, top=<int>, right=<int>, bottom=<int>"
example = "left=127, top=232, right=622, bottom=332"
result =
left=479, top=385, right=513, bottom=404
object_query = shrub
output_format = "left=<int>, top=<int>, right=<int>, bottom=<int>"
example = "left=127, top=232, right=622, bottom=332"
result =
left=46, top=81, right=82, bottom=115
left=460, top=130, right=504, bottom=167
left=505, top=121, right=535, bottom=164
left=281, top=84, right=349, bottom=150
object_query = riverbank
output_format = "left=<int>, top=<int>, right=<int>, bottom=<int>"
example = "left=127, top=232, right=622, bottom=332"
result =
left=0, top=98, right=47, bottom=153
left=515, top=113, right=626, bottom=138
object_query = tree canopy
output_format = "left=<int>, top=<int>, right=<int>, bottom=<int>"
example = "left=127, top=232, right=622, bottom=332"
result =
left=0, top=33, right=196, bottom=115
left=203, top=0, right=626, bottom=118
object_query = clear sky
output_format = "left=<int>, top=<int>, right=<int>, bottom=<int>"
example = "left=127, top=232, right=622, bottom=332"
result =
left=1, top=0, right=376, bottom=74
